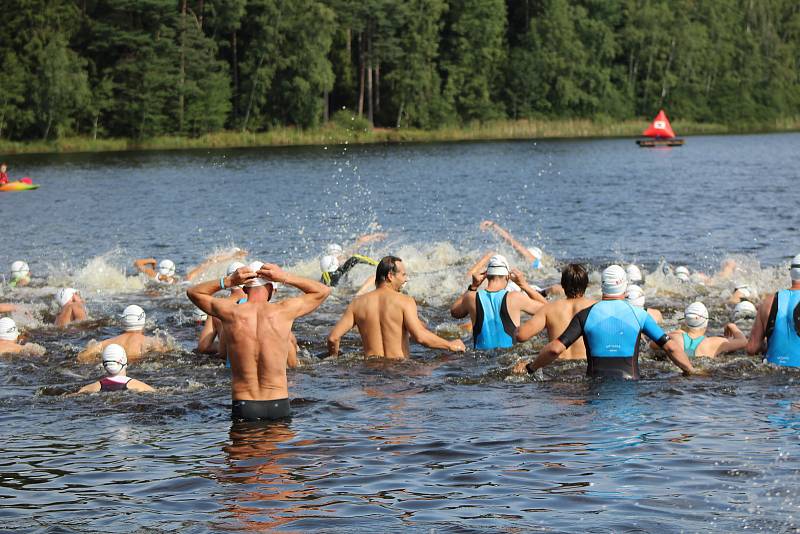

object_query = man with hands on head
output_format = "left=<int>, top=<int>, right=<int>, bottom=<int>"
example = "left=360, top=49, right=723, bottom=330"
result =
left=188, top=261, right=330, bottom=422
left=450, top=254, right=544, bottom=350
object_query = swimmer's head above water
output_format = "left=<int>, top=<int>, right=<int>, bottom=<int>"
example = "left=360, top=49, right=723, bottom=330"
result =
left=192, top=307, right=207, bottom=324
left=102, top=344, right=127, bottom=376
left=319, top=254, right=339, bottom=273
left=625, top=264, right=643, bottom=286
left=375, top=255, right=407, bottom=291
left=158, top=259, right=176, bottom=278
left=10, top=260, right=30, bottom=285
left=239, top=261, right=279, bottom=300
left=0, top=318, right=19, bottom=342
left=527, top=247, right=543, bottom=270
left=121, top=305, right=146, bottom=331
left=601, top=265, right=628, bottom=297
left=675, top=266, right=691, bottom=283
left=685, top=302, right=709, bottom=328
left=733, top=300, right=757, bottom=320
left=486, top=254, right=510, bottom=277
left=55, top=288, right=77, bottom=307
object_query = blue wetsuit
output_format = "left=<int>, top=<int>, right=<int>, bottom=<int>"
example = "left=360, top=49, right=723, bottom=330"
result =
left=765, top=289, right=800, bottom=367
left=558, top=299, right=669, bottom=379
left=682, top=333, right=705, bottom=357
left=473, top=289, right=516, bottom=350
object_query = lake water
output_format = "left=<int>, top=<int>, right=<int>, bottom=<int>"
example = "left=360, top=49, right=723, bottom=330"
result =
left=1, top=133, right=799, bottom=531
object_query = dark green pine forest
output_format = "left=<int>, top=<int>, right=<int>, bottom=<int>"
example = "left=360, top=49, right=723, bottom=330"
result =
left=0, top=0, right=798, bottom=141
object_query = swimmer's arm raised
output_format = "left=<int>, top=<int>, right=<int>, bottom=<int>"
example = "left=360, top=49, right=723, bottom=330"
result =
left=451, top=269, right=485, bottom=319
left=466, top=251, right=493, bottom=278
left=715, top=323, right=747, bottom=356
left=134, top=258, right=158, bottom=278
left=264, top=267, right=331, bottom=319
left=187, top=278, right=238, bottom=320
left=405, top=299, right=466, bottom=352
left=185, top=249, right=246, bottom=281
left=481, top=221, right=536, bottom=264
left=327, top=304, right=355, bottom=357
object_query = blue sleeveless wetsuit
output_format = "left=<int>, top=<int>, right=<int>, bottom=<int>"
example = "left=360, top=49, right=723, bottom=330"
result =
left=682, top=333, right=705, bottom=357
left=765, top=289, right=800, bottom=367
left=473, top=289, right=516, bottom=350
left=558, top=299, right=669, bottom=379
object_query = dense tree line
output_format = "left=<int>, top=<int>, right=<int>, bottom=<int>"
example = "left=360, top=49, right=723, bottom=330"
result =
left=0, top=0, right=798, bottom=141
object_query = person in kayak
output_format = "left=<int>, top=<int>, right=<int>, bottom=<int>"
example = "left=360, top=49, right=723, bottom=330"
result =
left=0, top=163, right=8, bottom=185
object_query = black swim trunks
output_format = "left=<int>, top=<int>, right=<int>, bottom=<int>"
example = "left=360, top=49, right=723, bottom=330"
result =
left=231, top=398, right=292, bottom=421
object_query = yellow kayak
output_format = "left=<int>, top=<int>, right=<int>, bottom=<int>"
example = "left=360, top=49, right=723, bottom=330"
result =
left=0, top=181, right=39, bottom=192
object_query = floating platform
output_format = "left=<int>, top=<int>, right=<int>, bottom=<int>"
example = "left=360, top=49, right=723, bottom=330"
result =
left=636, top=138, right=685, bottom=148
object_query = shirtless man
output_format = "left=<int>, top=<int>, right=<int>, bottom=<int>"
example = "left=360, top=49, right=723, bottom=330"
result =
left=450, top=254, right=543, bottom=350
left=327, top=256, right=466, bottom=359
left=77, top=304, right=165, bottom=362
left=188, top=261, right=330, bottom=421
left=197, top=261, right=300, bottom=368
left=513, top=264, right=594, bottom=366
left=661, top=302, right=746, bottom=358
left=54, top=288, right=88, bottom=328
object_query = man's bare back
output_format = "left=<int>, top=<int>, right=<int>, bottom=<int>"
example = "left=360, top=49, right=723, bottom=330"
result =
left=542, top=297, right=594, bottom=359
left=328, top=257, right=465, bottom=359
left=188, top=262, right=329, bottom=415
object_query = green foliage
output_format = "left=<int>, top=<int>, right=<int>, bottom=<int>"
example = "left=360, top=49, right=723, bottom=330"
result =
left=331, top=109, right=371, bottom=131
left=0, top=0, right=798, bottom=141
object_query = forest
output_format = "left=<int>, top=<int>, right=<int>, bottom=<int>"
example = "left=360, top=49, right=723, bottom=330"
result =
left=0, top=0, right=798, bottom=142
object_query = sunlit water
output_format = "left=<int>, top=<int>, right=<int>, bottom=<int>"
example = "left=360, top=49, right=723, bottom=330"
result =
left=1, top=133, right=799, bottom=531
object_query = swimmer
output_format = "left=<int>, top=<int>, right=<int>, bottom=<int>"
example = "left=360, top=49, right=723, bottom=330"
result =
left=77, top=304, right=165, bottom=363
left=134, top=258, right=178, bottom=284
left=733, top=300, right=757, bottom=321
left=513, top=264, right=596, bottom=366
left=660, top=302, right=746, bottom=358
left=54, top=288, right=88, bottom=328
left=9, top=261, right=30, bottom=287
left=728, top=283, right=756, bottom=305
left=188, top=261, right=330, bottom=421
left=74, top=344, right=154, bottom=394
left=450, top=254, right=543, bottom=350
left=0, top=303, right=15, bottom=313
left=465, top=251, right=549, bottom=304
left=480, top=220, right=544, bottom=270
left=0, top=317, right=45, bottom=355
left=327, top=256, right=466, bottom=359
left=625, top=284, right=663, bottom=324
left=320, top=233, right=386, bottom=290
left=672, top=259, right=738, bottom=285
left=515, top=265, right=695, bottom=379
left=626, top=264, right=644, bottom=285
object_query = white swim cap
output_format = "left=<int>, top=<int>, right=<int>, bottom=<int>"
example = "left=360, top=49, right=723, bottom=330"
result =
left=734, top=283, right=752, bottom=299
left=0, top=318, right=19, bottom=341
left=685, top=302, right=709, bottom=328
left=528, top=247, right=543, bottom=269
left=55, top=288, right=76, bottom=307
left=244, top=261, right=269, bottom=287
left=120, top=304, right=146, bottom=331
left=601, top=265, right=627, bottom=296
left=226, top=261, right=245, bottom=276
left=10, top=260, right=29, bottom=281
left=486, top=255, right=510, bottom=276
left=791, top=254, right=800, bottom=281
left=675, top=266, right=690, bottom=283
left=626, top=285, right=645, bottom=307
left=326, top=243, right=343, bottom=256
left=192, top=307, right=207, bottom=323
left=157, top=259, right=176, bottom=277
left=733, top=301, right=757, bottom=320
left=102, top=344, right=127, bottom=376
left=320, top=254, right=340, bottom=273
left=625, top=264, right=643, bottom=285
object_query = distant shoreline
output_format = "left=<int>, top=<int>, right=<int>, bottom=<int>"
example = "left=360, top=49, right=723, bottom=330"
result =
left=1, top=117, right=798, bottom=156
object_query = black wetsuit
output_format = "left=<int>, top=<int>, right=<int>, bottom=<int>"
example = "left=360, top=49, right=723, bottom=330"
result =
left=321, top=254, right=378, bottom=287
left=232, top=399, right=292, bottom=422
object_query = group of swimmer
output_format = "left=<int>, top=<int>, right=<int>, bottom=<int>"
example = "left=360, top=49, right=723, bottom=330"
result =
left=1, top=221, right=798, bottom=423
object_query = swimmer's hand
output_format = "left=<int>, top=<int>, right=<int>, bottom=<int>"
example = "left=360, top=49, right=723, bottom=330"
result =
left=230, top=266, right=257, bottom=286
left=724, top=322, right=742, bottom=338
left=257, top=263, right=289, bottom=284
left=448, top=339, right=466, bottom=352
left=471, top=270, right=487, bottom=289
left=479, top=220, right=495, bottom=231
left=512, top=359, right=529, bottom=374
left=509, top=268, right=527, bottom=286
